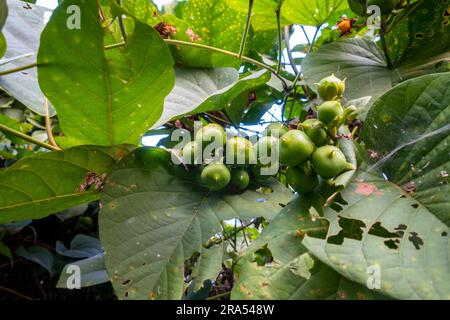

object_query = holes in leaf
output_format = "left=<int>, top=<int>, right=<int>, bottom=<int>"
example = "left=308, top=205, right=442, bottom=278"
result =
left=327, top=216, right=366, bottom=245
left=442, top=231, right=448, bottom=237
left=411, top=203, right=419, bottom=209
left=368, top=222, right=406, bottom=238
left=384, top=239, right=400, bottom=249
left=122, top=279, right=131, bottom=286
left=408, top=232, right=424, bottom=250
left=252, top=244, right=273, bottom=266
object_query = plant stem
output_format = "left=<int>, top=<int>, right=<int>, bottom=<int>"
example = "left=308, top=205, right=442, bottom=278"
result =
left=284, top=25, right=298, bottom=75
left=0, top=124, right=60, bottom=151
left=238, top=0, right=254, bottom=59
left=116, top=0, right=128, bottom=43
left=0, top=63, right=37, bottom=76
left=206, top=291, right=230, bottom=300
left=276, top=7, right=283, bottom=74
left=0, top=285, right=34, bottom=300
left=291, top=25, right=321, bottom=91
left=105, top=39, right=290, bottom=89
left=164, top=39, right=289, bottom=90
left=380, top=17, right=393, bottom=68
left=44, top=98, right=61, bottom=150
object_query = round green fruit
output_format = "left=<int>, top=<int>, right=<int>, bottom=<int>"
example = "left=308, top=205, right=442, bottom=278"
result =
left=312, top=145, right=347, bottom=178
left=279, top=130, right=315, bottom=166
left=317, top=101, right=344, bottom=124
left=251, top=164, right=274, bottom=180
left=263, top=123, right=289, bottom=138
left=181, top=141, right=201, bottom=164
left=301, top=119, right=328, bottom=146
left=230, top=168, right=250, bottom=191
left=317, top=74, right=346, bottom=101
left=366, top=0, right=397, bottom=14
left=286, top=166, right=319, bottom=193
left=195, top=123, right=227, bottom=147
left=201, top=162, right=231, bottom=191
left=254, top=136, right=279, bottom=163
left=226, top=137, right=255, bottom=165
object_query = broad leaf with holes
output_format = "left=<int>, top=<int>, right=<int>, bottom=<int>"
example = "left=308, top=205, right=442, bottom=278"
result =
left=0, top=0, right=55, bottom=116
left=281, top=0, right=348, bottom=27
left=179, top=0, right=246, bottom=68
left=37, top=0, right=175, bottom=147
left=0, top=145, right=133, bottom=223
left=227, top=0, right=291, bottom=31
left=232, top=196, right=388, bottom=300
left=302, top=38, right=397, bottom=107
left=302, top=73, right=450, bottom=300
left=152, top=68, right=271, bottom=128
left=99, top=147, right=292, bottom=299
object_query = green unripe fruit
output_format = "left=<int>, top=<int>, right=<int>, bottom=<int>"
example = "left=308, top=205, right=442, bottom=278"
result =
left=366, top=0, right=397, bottom=14
left=181, top=141, right=201, bottom=164
left=317, top=74, right=345, bottom=101
left=226, top=137, right=255, bottom=165
left=312, top=145, right=347, bottom=178
left=195, top=123, right=226, bottom=147
left=254, top=136, right=279, bottom=163
left=286, top=166, right=319, bottom=193
left=317, top=101, right=344, bottom=124
left=230, top=169, right=250, bottom=191
left=301, top=119, right=328, bottom=146
left=279, top=130, right=315, bottom=166
left=251, top=164, right=274, bottom=180
left=263, top=123, right=289, bottom=138
left=201, top=162, right=231, bottom=191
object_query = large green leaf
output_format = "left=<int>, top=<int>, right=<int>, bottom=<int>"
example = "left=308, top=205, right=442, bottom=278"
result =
left=37, top=0, right=175, bottom=147
left=99, top=147, right=292, bottom=299
left=0, top=0, right=56, bottom=116
left=302, top=38, right=397, bottom=108
left=0, top=145, right=133, bottom=223
left=0, top=0, right=7, bottom=30
left=387, top=0, right=450, bottom=67
left=232, top=196, right=387, bottom=300
left=227, top=0, right=290, bottom=31
left=302, top=73, right=450, bottom=300
left=180, top=0, right=246, bottom=68
left=152, top=68, right=271, bottom=128
left=0, top=0, right=6, bottom=58
left=281, top=0, right=348, bottom=27
left=57, top=253, right=109, bottom=289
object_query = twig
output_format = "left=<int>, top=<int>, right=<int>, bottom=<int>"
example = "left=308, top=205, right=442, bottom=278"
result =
left=238, top=0, right=254, bottom=59
left=0, top=63, right=37, bottom=76
left=44, top=98, right=60, bottom=149
left=283, top=25, right=299, bottom=75
left=380, top=17, right=393, bottom=68
left=206, top=291, right=230, bottom=300
left=105, top=39, right=290, bottom=90
left=276, top=7, right=283, bottom=74
left=0, top=124, right=60, bottom=151
left=116, top=0, right=128, bottom=43
left=0, top=285, right=34, bottom=300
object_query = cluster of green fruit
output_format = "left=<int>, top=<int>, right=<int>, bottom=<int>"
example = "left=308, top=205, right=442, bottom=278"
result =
left=349, top=0, right=398, bottom=16
left=178, top=74, right=356, bottom=194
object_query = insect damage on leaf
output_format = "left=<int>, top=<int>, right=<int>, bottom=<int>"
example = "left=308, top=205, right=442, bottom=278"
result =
left=154, top=22, right=178, bottom=39
left=78, top=172, right=107, bottom=192
left=408, top=232, right=424, bottom=250
left=327, top=216, right=366, bottom=245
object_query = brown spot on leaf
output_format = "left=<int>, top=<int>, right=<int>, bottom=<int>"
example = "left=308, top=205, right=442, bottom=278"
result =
left=154, top=22, right=177, bottom=39
left=186, top=28, right=202, bottom=41
left=355, top=183, right=382, bottom=196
